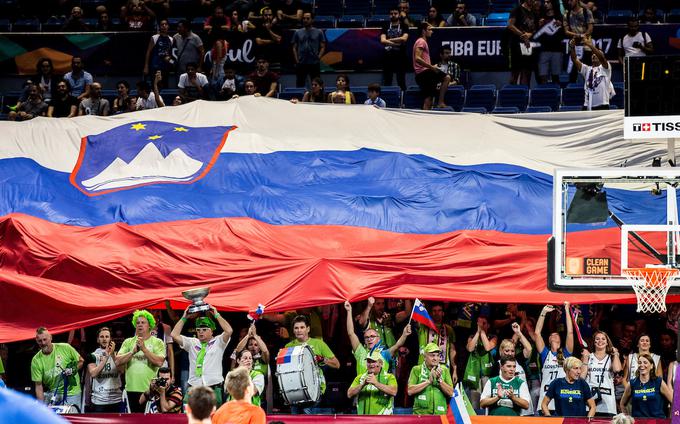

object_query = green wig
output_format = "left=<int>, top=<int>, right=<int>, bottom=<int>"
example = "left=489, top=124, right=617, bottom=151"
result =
left=131, top=309, right=156, bottom=329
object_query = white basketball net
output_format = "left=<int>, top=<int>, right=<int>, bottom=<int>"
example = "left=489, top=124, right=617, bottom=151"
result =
left=623, top=268, right=678, bottom=314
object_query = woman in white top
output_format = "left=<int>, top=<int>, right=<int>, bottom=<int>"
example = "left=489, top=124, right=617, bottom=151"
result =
left=623, top=334, right=663, bottom=383
left=534, top=302, right=574, bottom=414
left=581, top=330, right=622, bottom=417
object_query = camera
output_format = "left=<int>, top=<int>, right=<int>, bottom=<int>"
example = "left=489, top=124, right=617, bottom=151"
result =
left=633, top=41, right=642, bottom=48
left=154, top=377, right=167, bottom=387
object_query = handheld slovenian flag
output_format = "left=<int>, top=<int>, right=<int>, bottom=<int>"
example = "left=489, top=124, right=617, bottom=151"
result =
left=570, top=305, right=588, bottom=348
left=247, top=304, right=265, bottom=321
left=444, top=383, right=474, bottom=424
left=411, top=299, right=439, bottom=333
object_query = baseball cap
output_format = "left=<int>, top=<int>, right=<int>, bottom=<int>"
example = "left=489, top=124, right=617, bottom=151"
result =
left=366, top=350, right=383, bottom=362
left=195, top=317, right=216, bottom=330
left=423, top=342, right=441, bottom=354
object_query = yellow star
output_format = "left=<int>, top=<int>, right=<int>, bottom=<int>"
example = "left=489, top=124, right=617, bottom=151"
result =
left=130, top=123, right=146, bottom=131
left=173, top=127, right=189, bottom=132
left=148, top=135, right=162, bottom=140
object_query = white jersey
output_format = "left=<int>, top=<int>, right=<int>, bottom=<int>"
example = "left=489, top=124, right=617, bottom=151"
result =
left=628, top=352, right=660, bottom=380
left=90, top=348, right=123, bottom=405
left=538, top=348, right=567, bottom=411
left=498, top=359, right=533, bottom=415
left=585, top=353, right=616, bottom=414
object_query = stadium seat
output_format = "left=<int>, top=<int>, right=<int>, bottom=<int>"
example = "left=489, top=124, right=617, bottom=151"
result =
left=315, top=0, right=343, bottom=17
left=490, top=0, right=516, bottom=12
left=12, top=18, right=40, bottom=31
left=409, top=14, right=424, bottom=25
left=0, top=18, right=9, bottom=31
left=472, top=13, right=484, bottom=25
left=409, top=0, right=429, bottom=15
left=190, top=17, right=205, bottom=32
left=41, top=16, right=64, bottom=31
left=337, top=15, right=365, bottom=28
left=561, top=84, right=584, bottom=107
left=639, top=9, right=664, bottom=22
left=610, top=82, right=624, bottom=109
left=159, top=88, right=180, bottom=106
left=167, top=17, right=182, bottom=31
left=278, top=87, right=306, bottom=101
left=485, top=12, right=509, bottom=26
left=82, top=18, right=98, bottom=27
left=559, top=105, right=583, bottom=112
left=606, top=9, right=634, bottom=24
left=469, top=84, right=496, bottom=91
left=432, top=106, right=454, bottom=111
left=492, top=106, right=520, bottom=114
left=526, top=105, right=553, bottom=113
left=444, top=86, right=465, bottom=112
left=529, top=87, right=561, bottom=111
left=667, top=9, right=680, bottom=23
left=380, top=86, right=401, bottom=108
left=366, top=15, right=389, bottom=27
left=464, top=86, right=496, bottom=112
left=313, top=15, right=336, bottom=28
left=497, top=85, right=528, bottom=112
left=461, top=107, right=487, bottom=113
left=350, top=86, right=367, bottom=104
left=403, top=86, right=422, bottom=109
left=344, top=0, right=370, bottom=16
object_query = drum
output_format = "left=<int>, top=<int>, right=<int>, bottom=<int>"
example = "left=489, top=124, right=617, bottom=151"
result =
left=275, top=345, right=321, bottom=405
left=49, top=404, right=80, bottom=414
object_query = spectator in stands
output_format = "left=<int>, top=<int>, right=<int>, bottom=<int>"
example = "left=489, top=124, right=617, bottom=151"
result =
left=344, top=301, right=411, bottom=374
left=123, top=0, right=155, bottom=31
left=204, top=6, right=231, bottom=46
left=365, top=83, right=387, bottom=108
left=348, top=350, right=398, bottom=415
left=116, top=310, right=166, bottom=413
left=178, top=62, right=209, bottom=102
left=640, top=7, right=660, bottom=24
left=112, top=80, right=130, bottom=114
left=219, top=66, right=245, bottom=99
left=542, top=357, right=596, bottom=418
left=285, top=315, right=340, bottom=413
left=8, top=84, right=47, bottom=121
left=212, top=367, right=266, bottom=424
left=231, top=10, right=256, bottom=32
left=135, top=80, right=159, bottom=110
left=186, top=386, right=216, bottom=424
left=480, top=356, right=530, bottom=416
left=398, top=1, right=413, bottom=28
left=95, top=11, right=114, bottom=31
left=447, top=2, right=477, bottom=26
left=47, top=80, right=78, bottom=118
left=63, top=56, right=93, bottom=101
left=174, top=19, right=205, bottom=75
left=418, top=302, right=456, bottom=379
left=147, top=0, right=170, bottom=20
left=621, top=353, right=672, bottom=418
left=535, top=302, right=574, bottom=415
left=328, top=74, right=356, bottom=104
left=205, top=38, right=229, bottom=99
left=464, top=315, right=496, bottom=408
left=494, top=325, right=534, bottom=415
left=617, top=18, right=653, bottom=65
left=507, top=0, right=538, bottom=85
left=31, top=327, right=84, bottom=406
left=584, top=1, right=603, bottom=24
left=34, top=58, right=60, bottom=104
left=569, top=37, right=612, bottom=111
left=86, top=327, right=123, bottom=412
left=623, top=334, right=663, bottom=383
left=122, top=95, right=139, bottom=113
left=358, top=298, right=411, bottom=348
left=249, top=0, right=276, bottom=24
left=413, top=22, right=450, bottom=110
left=426, top=6, right=446, bottom=27
left=564, top=0, right=594, bottom=83
left=380, top=6, right=409, bottom=91
left=535, top=0, right=564, bottom=85
left=436, top=45, right=461, bottom=85
left=248, top=57, right=279, bottom=97
left=144, top=19, right=174, bottom=86
left=301, top=77, right=326, bottom=102
left=408, top=342, right=454, bottom=415
left=292, top=12, right=326, bottom=88
left=581, top=330, right=621, bottom=417
left=78, top=82, right=110, bottom=116
left=254, top=7, right=283, bottom=65
left=170, top=306, right=232, bottom=406
left=230, top=324, right=269, bottom=381
left=140, top=366, right=183, bottom=413
left=235, top=79, right=260, bottom=98
left=229, top=349, right=265, bottom=406
left=276, top=0, right=304, bottom=29
left=62, top=6, right=90, bottom=31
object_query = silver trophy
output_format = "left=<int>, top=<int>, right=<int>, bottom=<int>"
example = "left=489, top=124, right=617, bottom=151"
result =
left=181, top=287, right=212, bottom=314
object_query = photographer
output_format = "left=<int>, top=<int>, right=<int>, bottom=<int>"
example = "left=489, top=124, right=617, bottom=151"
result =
left=617, top=17, right=653, bottom=65
left=140, top=367, right=183, bottom=413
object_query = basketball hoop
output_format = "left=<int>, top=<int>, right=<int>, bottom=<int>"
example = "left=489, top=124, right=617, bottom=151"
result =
left=622, top=267, right=678, bottom=313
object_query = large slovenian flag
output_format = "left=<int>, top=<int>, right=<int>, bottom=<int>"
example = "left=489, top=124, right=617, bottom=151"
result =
left=0, top=97, right=673, bottom=342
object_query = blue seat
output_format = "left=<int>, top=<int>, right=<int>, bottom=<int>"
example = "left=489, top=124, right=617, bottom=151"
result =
left=559, top=105, right=583, bottom=112
left=470, top=84, right=496, bottom=90
left=82, top=18, right=98, bottom=27
left=610, top=82, right=624, bottom=109
left=0, top=18, right=9, bottom=31
left=315, top=0, right=343, bottom=17
left=350, top=86, right=367, bottom=104
left=485, top=12, right=509, bottom=26
left=380, top=86, right=401, bottom=108
left=490, top=0, right=516, bottom=12
left=606, top=9, right=634, bottom=24
left=190, top=16, right=205, bottom=32
left=167, top=17, right=182, bottom=31
left=41, top=16, right=64, bottom=31
left=492, top=106, right=520, bottom=114
left=278, top=88, right=306, bottom=101
left=159, top=88, right=180, bottom=106
left=667, top=9, right=680, bottom=23
left=313, top=15, right=336, bottom=28
left=497, top=85, right=528, bottom=111
left=409, top=14, right=424, bottom=25
left=433, top=106, right=454, bottom=111
left=444, top=86, right=465, bottom=111
left=337, top=14, right=365, bottom=28
left=526, top=105, right=553, bottom=113
left=464, top=87, right=496, bottom=112
left=461, top=107, right=487, bottom=113
left=403, top=86, right=422, bottom=109
left=366, top=15, right=389, bottom=27
left=12, top=18, right=40, bottom=31
left=561, top=85, right=584, bottom=107
left=344, top=0, right=370, bottom=16
left=529, top=87, right=561, bottom=111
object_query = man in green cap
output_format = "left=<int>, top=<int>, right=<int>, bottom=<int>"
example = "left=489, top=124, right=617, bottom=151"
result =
left=347, top=350, right=398, bottom=415
left=171, top=305, right=233, bottom=405
left=408, top=342, right=454, bottom=415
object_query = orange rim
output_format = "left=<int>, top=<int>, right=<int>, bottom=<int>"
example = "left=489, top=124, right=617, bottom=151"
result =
left=623, top=267, right=678, bottom=288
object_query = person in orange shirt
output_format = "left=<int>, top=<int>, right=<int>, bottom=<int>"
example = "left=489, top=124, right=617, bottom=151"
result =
left=212, top=367, right=266, bottom=424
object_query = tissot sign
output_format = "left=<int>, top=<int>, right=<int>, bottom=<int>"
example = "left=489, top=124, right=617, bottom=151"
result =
left=623, top=116, right=680, bottom=139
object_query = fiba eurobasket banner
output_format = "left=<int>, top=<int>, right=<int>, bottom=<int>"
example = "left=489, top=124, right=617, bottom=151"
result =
left=0, top=98, right=673, bottom=342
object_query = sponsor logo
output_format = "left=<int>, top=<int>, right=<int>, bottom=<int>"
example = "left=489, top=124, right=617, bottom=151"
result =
left=632, top=122, right=680, bottom=132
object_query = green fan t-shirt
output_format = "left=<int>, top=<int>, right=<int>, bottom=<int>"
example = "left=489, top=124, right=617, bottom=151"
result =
left=31, top=343, right=82, bottom=396
left=349, top=371, right=397, bottom=415
left=118, top=336, right=166, bottom=392
left=408, top=363, right=452, bottom=415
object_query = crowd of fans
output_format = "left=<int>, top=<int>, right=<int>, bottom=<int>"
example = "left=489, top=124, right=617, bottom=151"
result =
left=4, top=0, right=660, bottom=117
left=2, top=298, right=680, bottom=419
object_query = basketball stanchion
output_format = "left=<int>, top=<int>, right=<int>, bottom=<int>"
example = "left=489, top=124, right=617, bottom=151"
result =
left=622, top=267, right=679, bottom=313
